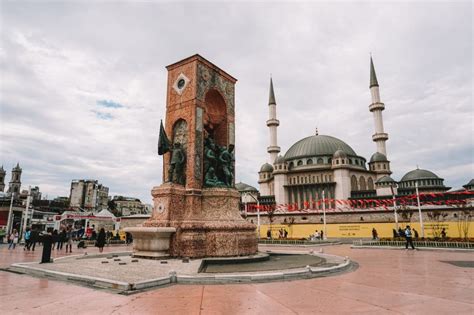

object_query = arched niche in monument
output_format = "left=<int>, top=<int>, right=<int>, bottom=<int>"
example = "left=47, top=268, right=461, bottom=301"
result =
left=172, top=119, right=188, bottom=150
left=203, top=89, right=228, bottom=146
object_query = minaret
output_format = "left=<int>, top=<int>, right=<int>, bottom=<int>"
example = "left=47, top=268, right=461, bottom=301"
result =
left=7, top=162, right=22, bottom=199
left=0, top=165, right=5, bottom=192
left=267, top=78, right=280, bottom=163
left=369, top=57, right=388, bottom=156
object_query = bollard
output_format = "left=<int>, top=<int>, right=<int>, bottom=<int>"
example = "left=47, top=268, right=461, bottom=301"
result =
left=169, top=270, right=177, bottom=283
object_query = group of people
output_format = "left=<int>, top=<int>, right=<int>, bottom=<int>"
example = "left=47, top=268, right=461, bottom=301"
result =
left=310, top=230, right=325, bottom=241
left=266, top=228, right=289, bottom=239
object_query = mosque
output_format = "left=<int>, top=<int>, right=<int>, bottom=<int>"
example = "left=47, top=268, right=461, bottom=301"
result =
left=255, top=58, right=452, bottom=209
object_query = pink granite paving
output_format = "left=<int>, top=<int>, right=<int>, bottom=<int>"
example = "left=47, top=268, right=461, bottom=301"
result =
left=1, top=243, right=473, bottom=314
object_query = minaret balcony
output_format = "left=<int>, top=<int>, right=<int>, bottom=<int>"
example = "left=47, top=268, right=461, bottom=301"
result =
left=266, top=119, right=280, bottom=127
left=267, top=145, right=281, bottom=153
left=369, top=102, right=385, bottom=112
left=372, top=133, right=389, bottom=141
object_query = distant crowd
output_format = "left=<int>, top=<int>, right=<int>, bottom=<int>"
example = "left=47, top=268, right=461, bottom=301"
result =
left=2, top=225, right=133, bottom=252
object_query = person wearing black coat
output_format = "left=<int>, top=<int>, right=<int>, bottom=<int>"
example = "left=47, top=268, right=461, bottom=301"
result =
left=96, top=228, right=106, bottom=253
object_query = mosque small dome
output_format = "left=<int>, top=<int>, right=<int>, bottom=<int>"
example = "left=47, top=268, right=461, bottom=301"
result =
left=400, top=169, right=440, bottom=182
left=235, top=182, right=258, bottom=192
left=333, top=149, right=347, bottom=159
left=376, top=175, right=396, bottom=184
left=369, top=152, right=388, bottom=163
left=284, top=135, right=357, bottom=160
left=259, top=163, right=274, bottom=173
left=274, top=155, right=286, bottom=164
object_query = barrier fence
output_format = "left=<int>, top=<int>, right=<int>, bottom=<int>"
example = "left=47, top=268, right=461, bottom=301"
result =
left=352, top=239, right=473, bottom=249
left=245, top=190, right=474, bottom=213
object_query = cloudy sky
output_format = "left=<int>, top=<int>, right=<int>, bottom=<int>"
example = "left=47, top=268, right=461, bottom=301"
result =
left=0, top=0, right=472, bottom=203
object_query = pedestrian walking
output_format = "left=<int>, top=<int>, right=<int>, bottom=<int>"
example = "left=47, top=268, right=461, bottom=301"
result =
left=51, top=229, right=58, bottom=250
left=320, top=230, right=324, bottom=240
left=57, top=228, right=66, bottom=250
left=30, top=227, right=39, bottom=251
left=441, top=228, right=447, bottom=240
left=23, top=227, right=31, bottom=251
left=404, top=225, right=415, bottom=250
left=413, top=228, right=419, bottom=240
left=372, top=228, right=378, bottom=240
left=8, top=229, right=19, bottom=250
left=96, top=228, right=106, bottom=253
left=65, top=225, right=74, bottom=253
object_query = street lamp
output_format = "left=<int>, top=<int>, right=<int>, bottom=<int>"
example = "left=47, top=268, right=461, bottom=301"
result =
left=243, top=192, right=260, bottom=239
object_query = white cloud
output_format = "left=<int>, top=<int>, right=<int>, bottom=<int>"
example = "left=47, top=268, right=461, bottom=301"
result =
left=0, top=1, right=472, bottom=203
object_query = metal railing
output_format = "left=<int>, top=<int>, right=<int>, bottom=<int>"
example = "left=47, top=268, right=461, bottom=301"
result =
left=352, top=239, right=473, bottom=249
left=258, top=239, right=334, bottom=245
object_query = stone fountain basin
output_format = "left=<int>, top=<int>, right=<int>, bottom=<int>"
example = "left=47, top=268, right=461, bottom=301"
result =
left=124, top=227, right=176, bottom=258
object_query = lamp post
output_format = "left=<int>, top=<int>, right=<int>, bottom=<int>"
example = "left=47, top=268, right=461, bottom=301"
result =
left=243, top=192, right=260, bottom=239
left=390, top=185, right=399, bottom=230
left=322, top=190, right=327, bottom=240
left=20, top=186, right=32, bottom=238
left=6, top=194, right=14, bottom=234
left=415, top=181, right=425, bottom=238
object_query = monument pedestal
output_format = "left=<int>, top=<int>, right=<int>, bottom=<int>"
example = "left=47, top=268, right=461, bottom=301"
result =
left=139, top=184, right=257, bottom=258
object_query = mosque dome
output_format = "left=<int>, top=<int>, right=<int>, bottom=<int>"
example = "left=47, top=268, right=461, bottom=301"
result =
left=284, top=135, right=357, bottom=160
left=235, top=182, right=258, bottom=192
left=333, top=149, right=347, bottom=159
left=259, top=163, right=274, bottom=173
left=400, top=169, right=439, bottom=182
left=369, top=152, right=388, bottom=163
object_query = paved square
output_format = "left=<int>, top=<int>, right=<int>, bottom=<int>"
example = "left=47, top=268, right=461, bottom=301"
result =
left=1, top=244, right=473, bottom=314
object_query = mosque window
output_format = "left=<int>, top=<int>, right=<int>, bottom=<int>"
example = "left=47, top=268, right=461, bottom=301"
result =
left=297, top=160, right=303, bottom=166
left=377, top=164, right=381, bottom=170
left=313, top=176, right=315, bottom=182
left=359, top=176, right=367, bottom=190
left=351, top=175, right=358, bottom=191
left=383, top=164, right=386, bottom=170
left=336, top=160, right=339, bottom=165
left=349, top=159, right=353, bottom=164
left=317, top=176, right=320, bottom=182
left=368, top=178, right=374, bottom=190
left=307, top=159, right=313, bottom=165
left=289, top=162, right=294, bottom=169
left=328, top=158, right=332, bottom=164
left=317, top=158, right=323, bottom=164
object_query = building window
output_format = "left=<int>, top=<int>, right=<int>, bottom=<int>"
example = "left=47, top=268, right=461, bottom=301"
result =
left=349, top=159, right=353, bottom=164
left=289, top=162, right=294, bottom=169
left=383, top=164, right=386, bottom=170
left=317, top=158, right=323, bottom=164
left=297, top=160, right=303, bottom=166
left=307, top=159, right=313, bottom=165
left=359, top=176, right=367, bottom=190
left=368, top=177, right=374, bottom=190
left=351, top=175, right=359, bottom=191
left=336, top=160, right=339, bottom=165
left=328, top=158, right=332, bottom=164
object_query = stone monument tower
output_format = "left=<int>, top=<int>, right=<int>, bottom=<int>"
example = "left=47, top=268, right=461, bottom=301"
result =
left=128, top=55, right=257, bottom=258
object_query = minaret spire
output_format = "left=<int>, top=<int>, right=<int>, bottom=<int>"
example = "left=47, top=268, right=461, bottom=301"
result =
left=370, top=56, right=379, bottom=88
left=269, top=77, right=276, bottom=105
left=368, top=56, right=389, bottom=157
left=266, top=77, right=280, bottom=163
